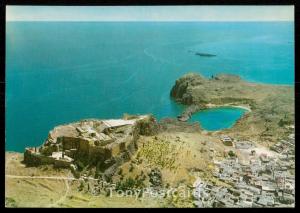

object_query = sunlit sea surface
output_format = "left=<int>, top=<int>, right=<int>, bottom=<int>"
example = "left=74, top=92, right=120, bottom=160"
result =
left=6, top=22, right=294, bottom=151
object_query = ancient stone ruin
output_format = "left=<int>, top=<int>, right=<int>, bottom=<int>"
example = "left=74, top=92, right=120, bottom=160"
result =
left=24, top=115, right=158, bottom=178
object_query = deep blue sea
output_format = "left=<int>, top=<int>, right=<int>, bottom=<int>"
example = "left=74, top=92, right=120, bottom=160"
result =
left=6, top=22, right=294, bottom=151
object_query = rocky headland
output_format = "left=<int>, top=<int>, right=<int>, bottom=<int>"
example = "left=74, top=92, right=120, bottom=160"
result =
left=170, top=73, right=294, bottom=144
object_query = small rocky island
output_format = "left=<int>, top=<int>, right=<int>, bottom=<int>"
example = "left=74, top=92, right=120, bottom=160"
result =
left=188, top=50, right=216, bottom=57
left=195, top=53, right=216, bottom=57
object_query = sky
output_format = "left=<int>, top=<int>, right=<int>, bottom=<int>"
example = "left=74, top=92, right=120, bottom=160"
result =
left=6, top=6, right=294, bottom=22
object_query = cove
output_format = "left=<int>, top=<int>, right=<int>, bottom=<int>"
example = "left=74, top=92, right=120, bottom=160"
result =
left=189, top=107, right=248, bottom=131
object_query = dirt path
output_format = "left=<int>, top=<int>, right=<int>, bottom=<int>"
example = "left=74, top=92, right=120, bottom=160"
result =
left=6, top=175, right=77, bottom=180
left=5, top=174, right=98, bottom=181
left=48, top=178, right=70, bottom=207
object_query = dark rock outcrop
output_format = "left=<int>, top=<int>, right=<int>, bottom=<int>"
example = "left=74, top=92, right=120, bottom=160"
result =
left=136, top=115, right=160, bottom=136
left=148, top=168, right=162, bottom=187
left=159, top=118, right=201, bottom=133
left=177, top=104, right=203, bottom=122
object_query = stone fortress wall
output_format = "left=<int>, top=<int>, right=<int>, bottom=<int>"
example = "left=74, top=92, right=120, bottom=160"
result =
left=24, top=115, right=159, bottom=176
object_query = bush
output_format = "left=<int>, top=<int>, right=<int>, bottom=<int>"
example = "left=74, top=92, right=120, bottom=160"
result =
left=78, top=181, right=84, bottom=191
left=118, top=168, right=123, bottom=175
left=129, top=164, right=134, bottom=172
left=278, top=118, right=290, bottom=127
left=228, top=150, right=236, bottom=158
left=75, top=160, right=85, bottom=171
left=223, top=141, right=233, bottom=146
left=5, top=197, right=17, bottom=207
left=115, top=177, right=136, bottom=191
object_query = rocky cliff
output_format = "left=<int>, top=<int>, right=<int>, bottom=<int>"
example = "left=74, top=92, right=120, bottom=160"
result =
left=170, top=73, right=248, bottom=106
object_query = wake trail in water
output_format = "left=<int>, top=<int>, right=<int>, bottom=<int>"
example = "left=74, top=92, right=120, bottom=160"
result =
left=143, top=38, right=207, bottom=66
left=38, top=52, right=139, bottom=73
left=143, top=48, right=179, bottom=66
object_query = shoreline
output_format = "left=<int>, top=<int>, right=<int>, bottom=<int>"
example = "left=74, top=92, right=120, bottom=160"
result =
left=177, top=102, right=251, bottom=123
left=205, top=103, right=252, bottom=112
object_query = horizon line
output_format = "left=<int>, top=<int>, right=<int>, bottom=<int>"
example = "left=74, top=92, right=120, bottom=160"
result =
left=6, top=20, right=294, bottom=22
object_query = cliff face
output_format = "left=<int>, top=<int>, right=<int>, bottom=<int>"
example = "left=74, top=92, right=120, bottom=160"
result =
left=170, top=73, right=245, bottom=105
left=170, top=73, right=207, bottom=105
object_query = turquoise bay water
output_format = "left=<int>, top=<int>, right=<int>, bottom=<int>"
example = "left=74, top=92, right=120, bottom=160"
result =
left=189, top=107, right=247, bottom=131
left=6, top=22, right=294, bottom=151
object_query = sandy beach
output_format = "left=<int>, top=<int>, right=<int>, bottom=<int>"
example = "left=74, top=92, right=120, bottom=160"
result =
left=205, top=103, right=252, bottom=112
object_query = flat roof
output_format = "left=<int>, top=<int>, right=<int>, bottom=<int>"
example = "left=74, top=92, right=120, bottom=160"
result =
left=102, top=119, right=136, bottom=128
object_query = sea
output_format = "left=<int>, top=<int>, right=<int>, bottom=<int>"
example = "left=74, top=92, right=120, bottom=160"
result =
left=6, top=22, right=294, bottom=151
